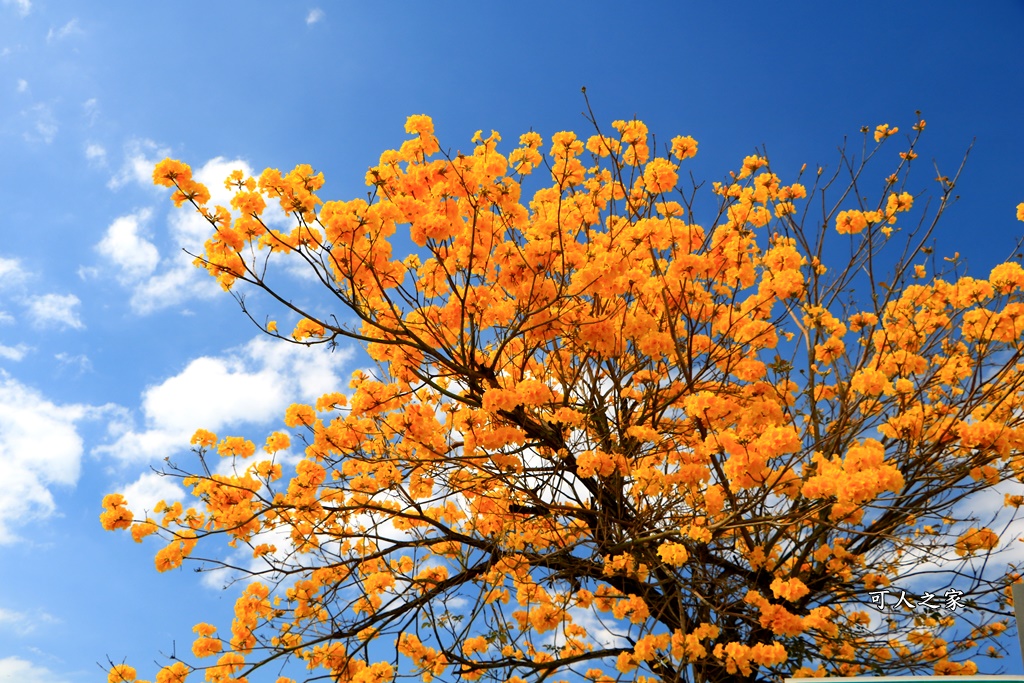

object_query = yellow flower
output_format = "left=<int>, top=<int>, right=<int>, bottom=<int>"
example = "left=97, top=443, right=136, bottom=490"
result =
left=284, top=403, right=316, bottom=427
left=217, top=436, right=256, bottom=458
left=615, top=651, right=638, bottom=673
left=955, top=527, right=999, bottom=556
left=462, top=636, right=489, bottom=656
left=130, top=520, right=158, bottom=543
left=191, top=633, right=222, bottom=658
left=155, top=662, right=190, bottom=683
left=835, top=209, right=868, bottom=235
left=190, top=429, right=217, bottom=448
left=874, top=123, right=898, bottom=142
left=193, top=622, right=217, bottom=637
left=292, top=318, right=326, bottom=341
left=670, top=135, right=698, bottom=160
left=154, top=542, right=185, bottom=572
left=643, top=157, right=679, bottom=194
left=108, top=664, right=137, bottom=683
left=404, top=114, right=434, bottom=137
left=885, top=191, right=914, bottom=217
left=990, top=261, right=1024, bottom=294
left=770, top=577, right=810, bottom=602
left=657, top=542, right=689, bottom=566
left=612, top=119, right=648, bottom=145
left=737, top=155, right=767, bottom=179
left=152, top=159, right=191, bottom=187
left=100, top=494, right=133, bottom=531
left=263, top=431, right=290, bottom=454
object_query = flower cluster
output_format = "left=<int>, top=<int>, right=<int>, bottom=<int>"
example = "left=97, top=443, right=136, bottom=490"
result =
left=99, top=114, right=1024, bottom=683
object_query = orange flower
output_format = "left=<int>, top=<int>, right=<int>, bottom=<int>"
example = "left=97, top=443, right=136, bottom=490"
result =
left=657, top=542, right=689, bottom=566
left=108, top=664, right=137, bottom=683
left=671, top=135, right=698, bottom=160
left=643, top=158, right=679, bottom=194
left=874, top=123, right=898, bottom=142
left=155, top=662, right=190, bottom=683
left=152, top=159, right=191, bottom=187
left=284, top=403, right=316, bottom=427
left=835, top=209, right=868, bottom=235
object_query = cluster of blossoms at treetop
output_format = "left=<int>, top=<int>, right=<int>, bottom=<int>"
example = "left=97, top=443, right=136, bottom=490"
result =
left=103, top=111, right=1024, bottom=682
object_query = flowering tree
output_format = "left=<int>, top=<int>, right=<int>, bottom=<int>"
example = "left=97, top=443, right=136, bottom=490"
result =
left=102, top=104, right=1024, bottom=683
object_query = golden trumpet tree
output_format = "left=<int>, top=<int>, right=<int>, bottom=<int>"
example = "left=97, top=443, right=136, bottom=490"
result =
left=102, top=106, right=1024, bottom=683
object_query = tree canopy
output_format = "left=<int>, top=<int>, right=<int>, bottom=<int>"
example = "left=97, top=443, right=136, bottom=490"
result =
left=102, top=105, right=1024, bottom=683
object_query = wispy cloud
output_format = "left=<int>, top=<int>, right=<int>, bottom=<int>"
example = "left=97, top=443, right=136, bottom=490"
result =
left=107, top=138, right=172, bottom=190
left=306, top=8, right=324, bottom=25
left=0, top=257, right=28, bottom=324
left=97, top=336, right=353, bottom=464
left=127, top=254, right=220, bottom=314
left=0, top=344, right=29, bottom=361
left=0, top=656, right=70, bottom=683
left=46, top=18, right=82, bottom=42
left=82, top=97, right=99, bottom=126
left=26, top=293, right=83, bottom=330
left=22, top=103, right=57, bottom=144
left=1, top=0, right=31, bottom=17
left=84, top=142, right=106, bottom=166
left=53, top=352, right=91, bottom=373
left=95, top=209, right=159, bottom=282
left=15, top=78, right=27, bottom=93
left=0, top=606, right=58, bottom=635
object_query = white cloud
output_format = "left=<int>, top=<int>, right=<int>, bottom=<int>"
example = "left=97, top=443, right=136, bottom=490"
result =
left=76, top=265, right=99, bottom=280
left=0, top=657, right=69, bottom=683
left=0, top=344, right=29, bottom=361
left=84, top=142, right=106, bottom=165
left=0, top=258, right=25, bottom=321
left=105, top=153, right=296, bottom=314
left=306, top=8, right=324, bottom=24
left=128, top=252, right=220, bottom=314
left=167, top=157, right=257, bottom=245
left=2, top=0, right=30, bottom=17
left=0, top=606, right=58, bottom=635
left=22, top=103, right=57, bottom=144
left=0, top=606, right=28, bottom=628
left=82, top=97, right=99, bottom=125
left=127, top=156, right=294, bottom=314
left=199, top=523, right=294, bottom=590
left=97, top=336, right=354, bottom=464
left=15, top=78, right=27, bottom=93
left=53, top=352, right=90, bottom=372
left=96, top=209, right=159, bottom=282
left=46, top=18, right=81, bottom=42
left=26, top=293, right=83, bottom=330
left=108, top=138, right=171, bottom=190
left=120, top=471, right=184, bottom=516
left=0, top=374, right=114, bottom=543
left=0, top=256, right=27, bottom=284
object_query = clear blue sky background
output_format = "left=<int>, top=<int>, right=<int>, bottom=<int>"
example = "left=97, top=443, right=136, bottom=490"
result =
left=1, top=2, right=1023, bottom=681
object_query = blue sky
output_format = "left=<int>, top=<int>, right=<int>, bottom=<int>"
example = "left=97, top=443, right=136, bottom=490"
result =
left=1, top=1, right=1024, bottom=681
